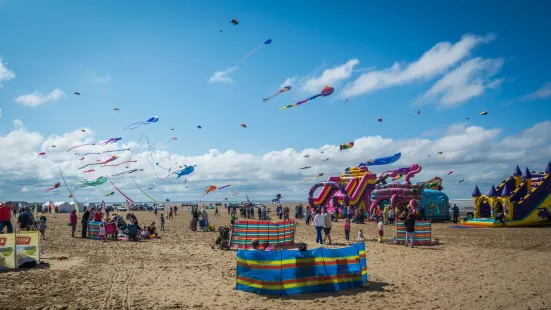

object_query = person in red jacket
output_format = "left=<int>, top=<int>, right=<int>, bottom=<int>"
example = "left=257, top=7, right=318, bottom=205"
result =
left=69, top=210, right=78, bottom=237
left=0, top=202, right=14, bottom=233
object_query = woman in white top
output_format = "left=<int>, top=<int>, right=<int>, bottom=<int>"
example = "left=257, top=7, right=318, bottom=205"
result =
left=311, top=208, right=325, bottom=244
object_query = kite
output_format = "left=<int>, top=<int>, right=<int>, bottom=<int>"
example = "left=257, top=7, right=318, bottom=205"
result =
left=81, top=129, right=86, bottom=132
left=106, top=192, right=115, bottom=196
left=133, top=180, right=161, bottom=203
left=83, top=170, right=95, bottom=174
left=447, top=171, right=454, bottom=175
left=440, top=156, right=445, bottom=160
left=170, top=137, right=178, bottom=140
left=263, top=86, right=291, bottom=102
left=236, top=39, right=272, bottom=66
left=417, top=111, right=421, bottom=114
left=100, top=160, right=137, bottom=167
left=45, top=182, right=61, bottom=191
left=165, top=199, right=170, bottom=202
left=67, top=143, right=95, bottom=152
left=322, top=158, right=330, bottom=162
left=51, top=145, right=56, bottom=148
left=197, top=126, right=202, bottom=129
left=101, top=148, right=130, bottom=154
left=39, top=152, right=46, bottom=156
left=459, top=179, right=465, bottom=183
left=101, top=137, right=121, bottom=145
left=69, top=194, right=73, bottom=198
left=303, top=155, right=310, bottom=158
left=107, top=176, right=134, bottom=202
left=218, top=185, right=231, bottom=190
left=112, top=169, right=143, bottom=177
left=202, top=185, right=217, bottom=197
left=231, top=19, right=238, bottom=25
left=480, top=111, right=488, bottom=115
left=378, top=118, right=383, bottom=122
left=146, top=187, right=154, bottom=190
left=345, top=99, right=349, bottom=103
left=114, top=108, right=120, bottom=111
left=71, top=177, right=108, bottom=190
left=74, top=92, right=80, bottom=95
left=170, top=165, right=195, bottom=178
left=77, top=156, right=118, bottom=169
left=301, top=166, right=311, bottom=170
left=466, top=117, right=471, bottom=120
left=123, top=116, right=159, bottom=131
left=271, top=194, right=283, bottom=204
left=339, top=142, right=354, bottom=151
left=240, top=124, right=247, bottom=128
left=304, top=173, right=325, bottom=182
left=437, top=152, right=443, bottom=154
left=171, top=128, right=175, bottom=130
left=359, top=152, right=401, bottom=167
left=220, top=29, right=223, bottom=32
left=277, top=85, right=334, bottom=111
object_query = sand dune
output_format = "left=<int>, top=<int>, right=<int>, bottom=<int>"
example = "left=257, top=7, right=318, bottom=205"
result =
left=1, top=203, right=550, bottom=310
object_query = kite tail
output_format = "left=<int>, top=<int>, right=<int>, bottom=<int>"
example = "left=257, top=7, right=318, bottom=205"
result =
left=235, top=45, right=263, bottom=66
left=133, top=180, right=161, bottom=204
left=76, top=152, right=100, bottom=156
left=102, top=148, right=130, bottom=154
left=67, top=143, right=95, bottom=152
left=106, top=175, right=134, bottom=202
left=100, top=160, right=137, bottom=167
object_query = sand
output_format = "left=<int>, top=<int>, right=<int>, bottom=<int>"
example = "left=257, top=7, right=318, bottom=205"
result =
left=1, top=202, right=551, bottom=310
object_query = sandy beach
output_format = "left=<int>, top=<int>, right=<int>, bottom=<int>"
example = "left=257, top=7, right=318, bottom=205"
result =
left=1, top=202, right=551, bottom=310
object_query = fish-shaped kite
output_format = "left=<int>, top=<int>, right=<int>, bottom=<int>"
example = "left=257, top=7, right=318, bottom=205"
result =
left=359, top=152, right=401, bottom=167
left=263, top=86, right=291, bottom=102
left=101, top=137, right=121, bottom=145
left=277, top=86, right=334, bottom=111
left=45, top=182, right=61, bottom=191
left=339, top=142, right=354, bottom=151
left=123, top=116, right=159, bottom=131
left=202, top=185, right=217, bottom=197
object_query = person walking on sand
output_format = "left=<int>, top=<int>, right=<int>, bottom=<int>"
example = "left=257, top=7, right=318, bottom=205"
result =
left=70, top=210, right=78, bottom=237
left=452, top=204, right=460, bottom=224
left=305, top=206, right=312, bottom=225
left=377, top=218, right=384, bottom=243
left=312, top=208, right=324, bottom=244
left=160, top=213, right=165, bottom=231
left=388, top=207, right=395, bottom=225
left=323, top=208, right=332, bottom=245
left=344, top=218, right=351, bottom=241
left=404, top=213, right=416, bottom=248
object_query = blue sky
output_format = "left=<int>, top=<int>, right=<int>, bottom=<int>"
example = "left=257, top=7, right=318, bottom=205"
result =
left=0, top=0, right=550, bottom=202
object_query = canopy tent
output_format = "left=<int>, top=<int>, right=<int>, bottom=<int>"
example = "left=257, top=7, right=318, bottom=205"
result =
left=41, top=201, right=75, bottom=213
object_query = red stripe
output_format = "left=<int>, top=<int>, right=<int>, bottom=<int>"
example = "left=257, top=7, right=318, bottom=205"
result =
left=237, top=273, right=362, bottom=286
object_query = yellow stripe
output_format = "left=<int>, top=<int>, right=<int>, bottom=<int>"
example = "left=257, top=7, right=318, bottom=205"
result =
left=238, top=255, right=360, bottom=266
left=237, top=276, right=363, bottom=290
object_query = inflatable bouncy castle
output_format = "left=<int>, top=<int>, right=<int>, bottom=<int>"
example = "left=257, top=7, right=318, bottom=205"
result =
left=467, top=162, right=551, bottom=227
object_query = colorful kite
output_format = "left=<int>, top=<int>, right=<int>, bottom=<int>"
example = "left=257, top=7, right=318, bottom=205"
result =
left=84, top=170, right=95, bottom=174
left=71, top=177, right=107, bottom=190
left=339, top=142, right=354, bottom=151
left=480, top=111, right=488, bottom=115
left=170, top=165, right=195, bottom=178
left=123, top=116, right=159, bottom=131
left=447, top=171, right=454, bottom=175
left=112, top=169, right=143, bottom=177
left=236, top=39, right=272, bottom=66
left=263, top=86, right=291, bottom=102
left=277, top=85, right=334, bottom=111
left=304, top=173, right=325, bottom=182
left=101, top=138, right=121, bottom=145
left=106, top=192, right=115, bottom=196
left=100, top=160, right=137, bottom=167
left=202, top=185, right=217, bottom=197
left=77, top=156, right=118, bottom=169
left=45, top=182, right=61, bottom=191
left=359, top=152, right=401, bottom=167
left=39, top=152, right=45, bottom=156
left=67, top=143, right=95, bottom=152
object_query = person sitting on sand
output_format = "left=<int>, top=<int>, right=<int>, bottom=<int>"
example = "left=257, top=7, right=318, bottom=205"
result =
left=250, top=239, right=260, bottom=251
left=148, top=222, right=157, bottom=236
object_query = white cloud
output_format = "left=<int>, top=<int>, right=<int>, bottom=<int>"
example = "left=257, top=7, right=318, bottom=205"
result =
left=209, top=67, right=237, bottom=84
left=15, top=88, right=66, bottom=107
left=301, top=59, right=359, bottom=93
left=520, top=82, right=551, bottom=101
left=341, top=33, right=496, bottom=97
left=421, top=128, right=441, bottom=137
left=0, top=57, right=15, bottom=86
left=421, top=57, right=504, bottom=106
left=0, top=119, right=550, bottom=201
left=0, top=108, right=2, bottom=119
left=88, top=71, right=112, bottom=83
left=280, top=76, right=297, bottom=88
left=20, top=187, right=29, bottom=192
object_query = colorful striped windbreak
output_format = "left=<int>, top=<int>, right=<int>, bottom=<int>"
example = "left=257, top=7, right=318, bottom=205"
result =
left=395, top=221, right=432, bottom=246
left=236, top=243, right=368, bottom=295
left=87, top=221, right=101, bottom=240
left=230, top=220, right=295, bottom=249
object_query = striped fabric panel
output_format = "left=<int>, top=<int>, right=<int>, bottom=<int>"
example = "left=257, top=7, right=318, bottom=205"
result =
left=236, top=243, right=367, bottom=295
left=353, top=242, right=368, bottom=283
left=87, top=221, right=101, bottom=240
left=395, top=221, right=432, bottom=245
left=230, top=220, right=296, bottom=249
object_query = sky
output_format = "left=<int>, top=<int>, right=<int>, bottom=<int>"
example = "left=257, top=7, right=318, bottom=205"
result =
left=0, top=0, right=550, bottom=203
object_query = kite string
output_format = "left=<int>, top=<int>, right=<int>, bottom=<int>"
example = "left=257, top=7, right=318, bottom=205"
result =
left=145, top=133, right=174, bottom=183
left=133, top=178, right=161, bottom=204
left=235, top=45, right=263, bottom=66
left=106, top=175, right=134, bottom=202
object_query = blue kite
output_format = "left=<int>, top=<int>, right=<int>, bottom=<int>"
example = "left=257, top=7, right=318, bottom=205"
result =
left=123, top=116, right=159, bottom=131
left=359, top=152, right=401, bottom=167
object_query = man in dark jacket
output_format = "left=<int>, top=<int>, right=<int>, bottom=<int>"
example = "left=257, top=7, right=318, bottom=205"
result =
left=81, top=208, right=91, bottom=238
left=404, top=213, right=416, bottom=248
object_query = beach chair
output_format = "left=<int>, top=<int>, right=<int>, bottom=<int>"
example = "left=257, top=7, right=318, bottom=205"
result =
left=105, top=223, right=117, bottom=241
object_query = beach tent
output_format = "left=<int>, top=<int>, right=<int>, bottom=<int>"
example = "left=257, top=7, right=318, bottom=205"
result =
left=54, top=202, right=75, bottom=213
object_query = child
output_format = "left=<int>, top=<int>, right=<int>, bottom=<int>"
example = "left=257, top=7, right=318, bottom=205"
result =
left=344, top=218, right=351, bottom=241
left=99, top=223, right=106, bottom=241
left=357, top=228, right=364, bottom=241
left=37, top=218, right=47, bottom=240
left=388, top=208, right=395, bottom=225
left=160, top=214, right=165, bottom=231
left=377, top=219, right=384, bottom=243
left=168, top=207, right=173, bottom=220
